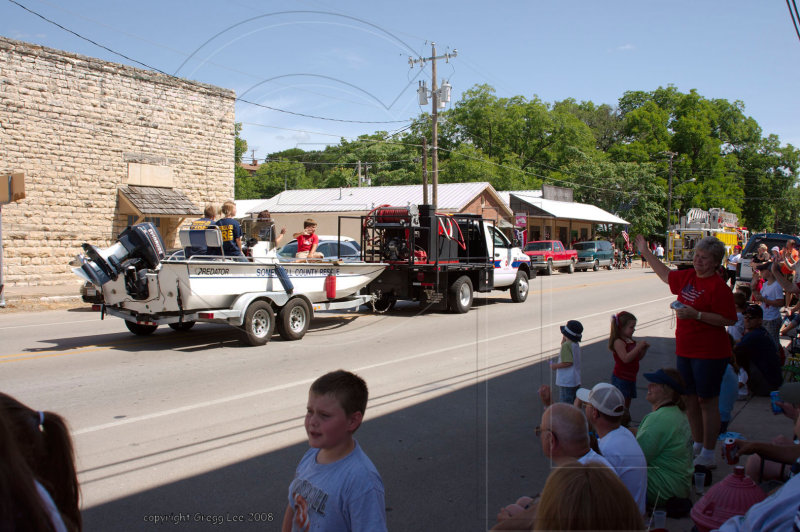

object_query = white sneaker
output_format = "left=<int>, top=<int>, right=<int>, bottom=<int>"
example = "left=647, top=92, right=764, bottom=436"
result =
left=694, top=454, right=717, bottom=469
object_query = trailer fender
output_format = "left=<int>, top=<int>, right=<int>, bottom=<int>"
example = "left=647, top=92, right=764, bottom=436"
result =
left=229, top=293, right=292, bottom=326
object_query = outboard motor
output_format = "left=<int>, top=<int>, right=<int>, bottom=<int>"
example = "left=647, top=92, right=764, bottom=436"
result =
left=76, top=223, right=165, bottom=300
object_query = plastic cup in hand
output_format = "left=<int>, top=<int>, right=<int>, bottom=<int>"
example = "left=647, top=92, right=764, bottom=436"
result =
left=652, top=509, right=667, bottom=529
left=695, top=472, right=706, bottom=494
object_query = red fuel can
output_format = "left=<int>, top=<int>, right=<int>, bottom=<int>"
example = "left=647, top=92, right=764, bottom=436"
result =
left=325, top=274, right=336, bottom=299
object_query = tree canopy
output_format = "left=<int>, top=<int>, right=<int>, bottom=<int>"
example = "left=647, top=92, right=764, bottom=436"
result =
left=234, top=84, right=799, bottom=236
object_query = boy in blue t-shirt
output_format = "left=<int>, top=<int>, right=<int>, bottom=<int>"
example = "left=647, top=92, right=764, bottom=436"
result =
left=550, top=320, right=583, bottom=404
left=282, top=370, right=387, bottom=532
left=186, top=204, right=216, bottom=258
left=215, top=201, right=244, bottom=258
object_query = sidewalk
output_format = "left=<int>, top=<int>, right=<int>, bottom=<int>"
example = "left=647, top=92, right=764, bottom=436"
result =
left=662, top=393, right=789, bottom=531
left=0, top=280, right=84, bottom=310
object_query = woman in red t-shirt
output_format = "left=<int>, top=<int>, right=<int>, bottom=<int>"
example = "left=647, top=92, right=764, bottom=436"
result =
left=635, top=234, right=736, bottom=470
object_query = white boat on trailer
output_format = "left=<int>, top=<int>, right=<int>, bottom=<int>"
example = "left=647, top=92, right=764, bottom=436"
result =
left=72, top=223, right=386, bottom=345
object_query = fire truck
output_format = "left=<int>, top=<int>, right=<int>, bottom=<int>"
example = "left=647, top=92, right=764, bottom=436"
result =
left=666, top=208, right=747, bottom=268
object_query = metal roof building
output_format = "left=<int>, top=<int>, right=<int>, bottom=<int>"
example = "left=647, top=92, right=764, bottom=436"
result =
left=248, top=183, right=511, bottom=215
left=243, top=183, right=513, bottom=240
left=498, top=189, right=629, bottom=244
left=499, top=191, right=629, bottom=225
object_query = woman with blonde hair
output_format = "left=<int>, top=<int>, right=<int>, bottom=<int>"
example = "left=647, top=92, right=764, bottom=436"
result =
left=534, top=461, right=644, bottom=531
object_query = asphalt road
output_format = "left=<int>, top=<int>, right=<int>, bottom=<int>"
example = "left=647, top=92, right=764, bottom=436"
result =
left=0, top=266, right=682, bottom=531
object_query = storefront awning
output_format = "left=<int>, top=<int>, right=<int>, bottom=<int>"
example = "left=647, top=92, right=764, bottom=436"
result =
left=118, top=185, right=200, bottom=219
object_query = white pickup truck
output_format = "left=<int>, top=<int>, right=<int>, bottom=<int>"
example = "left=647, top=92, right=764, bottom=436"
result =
left=361, top=206, right=533, bottom=312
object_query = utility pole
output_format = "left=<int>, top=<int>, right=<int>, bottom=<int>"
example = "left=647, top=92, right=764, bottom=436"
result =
left=663, top=151, right=677, bottom=230
left=422, top=137, right=428, bottom=204
left=667, top=151, right=676, bottom=229
left=410, top=43, right=456, bottom=210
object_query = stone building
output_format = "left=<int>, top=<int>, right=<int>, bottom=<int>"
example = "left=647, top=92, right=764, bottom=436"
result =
left=0, top=36, right=235, bottom=288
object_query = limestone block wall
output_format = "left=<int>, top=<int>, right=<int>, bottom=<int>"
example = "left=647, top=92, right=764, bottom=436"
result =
left=0, top=36, right=235, bottom=287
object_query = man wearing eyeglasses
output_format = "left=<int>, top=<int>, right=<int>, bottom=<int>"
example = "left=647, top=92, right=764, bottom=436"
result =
left=734, top=304, right=783, bottom=396
left=537, top=403, right=615, bottom=470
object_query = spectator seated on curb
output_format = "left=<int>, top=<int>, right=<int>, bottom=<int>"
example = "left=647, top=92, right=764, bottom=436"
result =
left=492, top=403, right=617, bottom=529
left=734, top=304, right=784, bottom=396
left=577, top=382, right=648, bottom=516
left=732, top=382, right=800, bottom=485
left=728, top=290, right=748, bottom=343
left=0, top=392, right=80, bottom=531
left=635, top=369, right=694, bottom=515
left=492, top=462, right=643, bottom=531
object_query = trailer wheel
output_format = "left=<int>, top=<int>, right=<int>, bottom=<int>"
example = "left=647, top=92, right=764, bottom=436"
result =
left=544, top=259, right=553, bottom=275
left=448, top=276, right=473, bottom=314
left=168, top=321, right=196, bottom=331
left=241, top=301, right=275, bottom=346
left=510, top=271, right=529, bottom=303
left=277, top=298, right=310, bottom=341
left=125, top=321, right=158, bottom=336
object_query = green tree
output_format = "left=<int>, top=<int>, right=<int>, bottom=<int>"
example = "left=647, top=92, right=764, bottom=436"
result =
left=234, top=122, right=247, bottom=164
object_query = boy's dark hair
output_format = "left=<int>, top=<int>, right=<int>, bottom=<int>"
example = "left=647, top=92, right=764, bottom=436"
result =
left=736, top=285, right=752, bottom=301
left=310, top=370, right=368, bottom=417
left=303, top=218, right=317, bottom=228
left=732, top=291, right=747, bottom=311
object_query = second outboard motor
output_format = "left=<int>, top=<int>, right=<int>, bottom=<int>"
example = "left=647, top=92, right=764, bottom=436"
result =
left=78, top=223, right=166, bottom=299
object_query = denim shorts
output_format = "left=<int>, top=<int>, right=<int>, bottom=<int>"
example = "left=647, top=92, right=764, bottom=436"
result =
left=611, top=374, right=637, bottom=399
left=676, top=356, right=729, bottom=398
left=559, top=385, right=579, bottom=405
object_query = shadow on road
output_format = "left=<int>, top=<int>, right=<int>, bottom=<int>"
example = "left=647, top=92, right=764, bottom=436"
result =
left=80, top=323, right=679, bottom=531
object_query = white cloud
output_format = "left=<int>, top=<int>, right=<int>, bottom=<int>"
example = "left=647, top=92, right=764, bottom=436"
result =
left=613, top=44, right=636, bottom=52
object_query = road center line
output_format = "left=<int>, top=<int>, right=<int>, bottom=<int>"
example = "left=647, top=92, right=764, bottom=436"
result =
left=72, top=294, right=674, bottom=437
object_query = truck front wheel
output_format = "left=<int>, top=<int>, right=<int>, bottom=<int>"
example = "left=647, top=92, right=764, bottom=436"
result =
left=544, top=259, right=553, bottom=275
left=565, top=259, right=575, bottom=274
left=510, top=271, right=529, bottom=303
left=448, top=276, right=473, bottom=314
left=241, top=301, right=275, bottom=346
left=373, top=293, right=396, bottom=313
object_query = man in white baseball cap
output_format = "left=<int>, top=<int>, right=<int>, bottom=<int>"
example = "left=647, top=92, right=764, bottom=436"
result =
left=577, top=382, right=648, bottom=515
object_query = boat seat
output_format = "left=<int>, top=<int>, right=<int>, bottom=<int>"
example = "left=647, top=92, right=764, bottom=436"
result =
left=179, top=227, right=225, bottom=259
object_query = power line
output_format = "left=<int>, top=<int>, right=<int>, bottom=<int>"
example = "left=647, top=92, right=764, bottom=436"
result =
left=7, top=0, right=412, bottom=125
left=788, top=0, right=800, bottom=42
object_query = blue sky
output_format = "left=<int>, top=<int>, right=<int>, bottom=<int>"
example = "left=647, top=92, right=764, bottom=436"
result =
left=3, top=0, right=799, bottom=159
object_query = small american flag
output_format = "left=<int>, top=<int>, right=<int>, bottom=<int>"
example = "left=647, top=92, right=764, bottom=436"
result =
left=621, top=230, right=630, bottom=247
